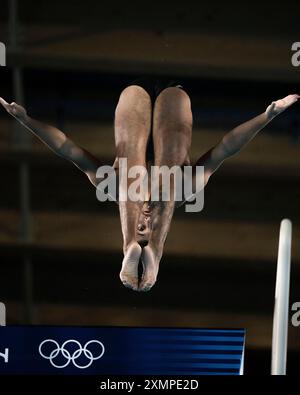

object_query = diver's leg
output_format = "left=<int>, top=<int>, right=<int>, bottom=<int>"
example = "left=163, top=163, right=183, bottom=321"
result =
left=153, top=87, right=193, bottom=167
left=139, top=87, right=193, bottom=291
left=114, top=85, right=152, bottom=290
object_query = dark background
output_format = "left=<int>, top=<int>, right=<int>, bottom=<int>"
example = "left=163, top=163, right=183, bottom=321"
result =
left=0, top=0, right=299, bottom=375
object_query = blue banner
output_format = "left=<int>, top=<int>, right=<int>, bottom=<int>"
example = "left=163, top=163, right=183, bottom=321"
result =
left=0, top=326, right=245, bottom=375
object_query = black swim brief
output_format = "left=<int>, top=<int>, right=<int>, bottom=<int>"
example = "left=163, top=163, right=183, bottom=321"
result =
left=129, top=76, right=184, bottom=104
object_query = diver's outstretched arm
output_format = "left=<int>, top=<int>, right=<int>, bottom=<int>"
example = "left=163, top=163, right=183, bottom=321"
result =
left=0, top=98, right=102, bottom=186
left=195, top=94, right=299, bottom=182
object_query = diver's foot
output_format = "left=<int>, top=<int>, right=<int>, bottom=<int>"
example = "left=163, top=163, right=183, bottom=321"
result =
left=119, top=242, right=142, bottom=291
left=139, top=245, right=159, bottom=292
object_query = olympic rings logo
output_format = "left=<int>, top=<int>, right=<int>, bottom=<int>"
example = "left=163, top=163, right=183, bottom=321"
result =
left=39, top=339, right=105, bottom=369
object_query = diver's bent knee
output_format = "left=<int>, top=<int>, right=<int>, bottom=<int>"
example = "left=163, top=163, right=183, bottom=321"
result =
left=155, top=86, right=191, bottom=107
left=116, top=85, right=151, bottom=110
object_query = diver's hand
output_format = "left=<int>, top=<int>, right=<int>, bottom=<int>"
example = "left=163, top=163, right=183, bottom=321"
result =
left=0, top=97, right=28, bottom=122
left=266, top=94, right=299, bottom=119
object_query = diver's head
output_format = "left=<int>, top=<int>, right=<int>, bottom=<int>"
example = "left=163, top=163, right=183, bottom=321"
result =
left=136, top=203, right=152, bottom=246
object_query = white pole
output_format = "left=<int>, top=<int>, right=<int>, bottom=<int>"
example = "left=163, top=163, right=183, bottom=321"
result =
left=271, top=219, right=292, bottom=375
left=0, top=302, right=6, bottom=326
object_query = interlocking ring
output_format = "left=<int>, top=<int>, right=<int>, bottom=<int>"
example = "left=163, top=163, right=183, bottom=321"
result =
left=39, top=339, right=105, bottom=369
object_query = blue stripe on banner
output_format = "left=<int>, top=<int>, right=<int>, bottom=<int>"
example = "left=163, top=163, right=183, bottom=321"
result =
left=195, top=372, right=239, bottom=376
left=143, top=353, right=242, bottom=360
left=143, top=344, right=244, bottom=351
left=140, top=328, right=243, bottom=332
left=131, top=367, right=241, bottom=374
left=168, top=371, right=240, bottom=375
left=143, top=363, right=241, bottom=368
left=154, top=349, right=241, bottom=358
left=147, top=335, right=244, bottom=343
left=136, top=329, right=245, bottom=336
